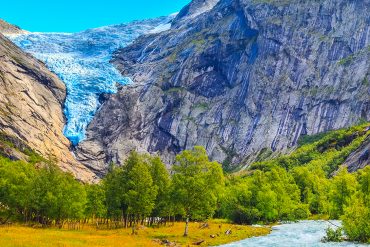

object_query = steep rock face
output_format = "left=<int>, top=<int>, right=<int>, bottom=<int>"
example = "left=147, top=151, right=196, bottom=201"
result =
left=77, top=0, right=370, bottom=174
left=0, top=28, right=96, bottom=181
left=343, top=134, right=370, bottom=172
left=173, top=0, right=220, bottom=24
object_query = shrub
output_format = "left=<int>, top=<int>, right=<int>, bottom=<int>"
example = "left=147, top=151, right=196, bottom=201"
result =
left=322, top=227, right=343, bottom=242
left=342, top=197, right=370, bottom=243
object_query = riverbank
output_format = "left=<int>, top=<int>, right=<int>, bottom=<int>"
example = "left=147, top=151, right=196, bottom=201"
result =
left=0, top=220, right=270, bottom=246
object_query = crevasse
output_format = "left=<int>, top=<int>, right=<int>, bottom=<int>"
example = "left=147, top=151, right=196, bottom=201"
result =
left=8, top=16, right=173, bottom=145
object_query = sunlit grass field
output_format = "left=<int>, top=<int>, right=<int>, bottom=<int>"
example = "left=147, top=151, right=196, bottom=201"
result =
left=0, top=220, right=270, bottom=246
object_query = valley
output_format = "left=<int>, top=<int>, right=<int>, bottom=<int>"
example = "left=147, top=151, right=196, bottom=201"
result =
left=0, top=0, right=369, bottom=246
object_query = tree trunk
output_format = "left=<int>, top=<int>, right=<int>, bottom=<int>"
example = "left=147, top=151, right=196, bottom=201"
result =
left=1, top=213, right=12, bottom=225
left=131, top=216, right=136, bottom=235
left=183, top=217, right=189, bottom=237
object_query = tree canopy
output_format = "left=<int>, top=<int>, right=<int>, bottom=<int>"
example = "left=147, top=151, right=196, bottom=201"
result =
left=171, top=146, right=224, bottom=236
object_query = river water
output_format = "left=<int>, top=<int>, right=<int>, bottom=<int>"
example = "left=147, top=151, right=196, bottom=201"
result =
left=221, top=221, right=368, bottom=247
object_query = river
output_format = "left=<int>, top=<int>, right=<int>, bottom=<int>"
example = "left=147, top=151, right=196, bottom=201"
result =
left=221, top=221, right=368, bottom=247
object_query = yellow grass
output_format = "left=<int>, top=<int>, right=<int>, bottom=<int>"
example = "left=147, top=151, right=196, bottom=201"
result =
left=0, top=220, right=270, bottom=246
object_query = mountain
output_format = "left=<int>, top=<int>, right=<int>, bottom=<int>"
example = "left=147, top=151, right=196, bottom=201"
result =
left=75, top=0, right=370, bottom=174
left=8, top=17, right=174, bottom=148
left=0, top=21, right=96, bottom=182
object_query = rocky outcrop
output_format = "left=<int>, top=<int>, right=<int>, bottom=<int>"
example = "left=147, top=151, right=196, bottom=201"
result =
left=76, top=0, right=370, bottom=174
left=173, top=0, right=220, bottom=25
left=343, top=134, right=370, bottom=172
left=0, top=19, right=28, bottom=35
left=0, top=24, right=96, bottom=182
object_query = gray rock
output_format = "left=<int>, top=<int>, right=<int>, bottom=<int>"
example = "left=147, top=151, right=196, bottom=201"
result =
left=343, top=135, right=370, bottom=172
left=76, top=0, right=370, bottom=174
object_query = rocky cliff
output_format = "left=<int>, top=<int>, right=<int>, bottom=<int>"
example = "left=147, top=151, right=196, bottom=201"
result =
left=343, top=134, right=370, bottom=172
left=0, top=23, right=96, bottom=182
left=76, top=0, right=370, bottom=174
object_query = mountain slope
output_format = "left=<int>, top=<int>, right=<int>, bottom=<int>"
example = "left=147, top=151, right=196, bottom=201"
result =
left=0, top=19, right=27, bottom=35
left=0, top=25, right=95, bottom=182
left=76, top=0, right=370, bottom=174
left=249, top=123, right=370, bottom=174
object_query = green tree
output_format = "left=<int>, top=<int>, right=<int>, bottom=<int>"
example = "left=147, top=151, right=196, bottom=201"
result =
left=328, top=168, right=357, bottom=218
left=342, top=167, right=370, bottom=243
left=220, top=179, right=254, bottom=224
left=266, top=167, right=304, bottom=221
left=104, top=165, right=125, bottom=222
left=85, top=183, right=107, bottom=224
left=222, top=167, right=308, bottom=224
left=342, top=196, right=370, bottom=242
left=292, top=165, right=329, bottom=214
left=358, top=166, right=370, bottom=207
left=29, top=164, right=86, bottom=226
left=124, top=152, right=157, bottom=232
left=0, top=158, right=35, bottom=223
left=256, top=187, right=278, bottom=222
left=171, top=146, right=224, bottom=236
left=104, top=152, right=158, bottom=231
left=148, top=156, right=172, bottom=224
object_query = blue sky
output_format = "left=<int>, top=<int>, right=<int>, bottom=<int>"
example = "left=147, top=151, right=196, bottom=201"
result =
left=0, top=0, right=190, bottom=32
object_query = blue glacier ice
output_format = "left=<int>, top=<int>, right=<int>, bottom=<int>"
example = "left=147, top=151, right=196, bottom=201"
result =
left=221, top=220, right=367, bottom=247
left=7, top=16, right=173, bottom=145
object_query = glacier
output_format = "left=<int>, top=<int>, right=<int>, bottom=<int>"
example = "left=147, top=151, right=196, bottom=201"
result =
left=7, top=16, right=173, bottom=145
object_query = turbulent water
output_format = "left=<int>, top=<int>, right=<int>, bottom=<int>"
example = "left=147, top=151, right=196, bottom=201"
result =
left=7, top=16, right=173, bottom=145
left=221, top=221, right=367, bottom=247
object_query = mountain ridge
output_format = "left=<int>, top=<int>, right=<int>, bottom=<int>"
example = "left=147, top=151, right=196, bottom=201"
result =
left=0, top=19, right=28, bottom=35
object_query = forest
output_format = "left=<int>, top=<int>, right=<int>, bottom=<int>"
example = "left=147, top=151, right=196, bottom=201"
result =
left=0, top=123, right=369, bottom=243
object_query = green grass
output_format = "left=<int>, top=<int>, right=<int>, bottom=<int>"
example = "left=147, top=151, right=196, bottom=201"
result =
left=193, top=103, right=209, bottom=111
left=338, top=55, right=355, bottom=66
left=163, top=87, right=186, bottom=94
left=362, top=77, right=369, bottom=86
left=297, top=131, right=333, bottom=146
